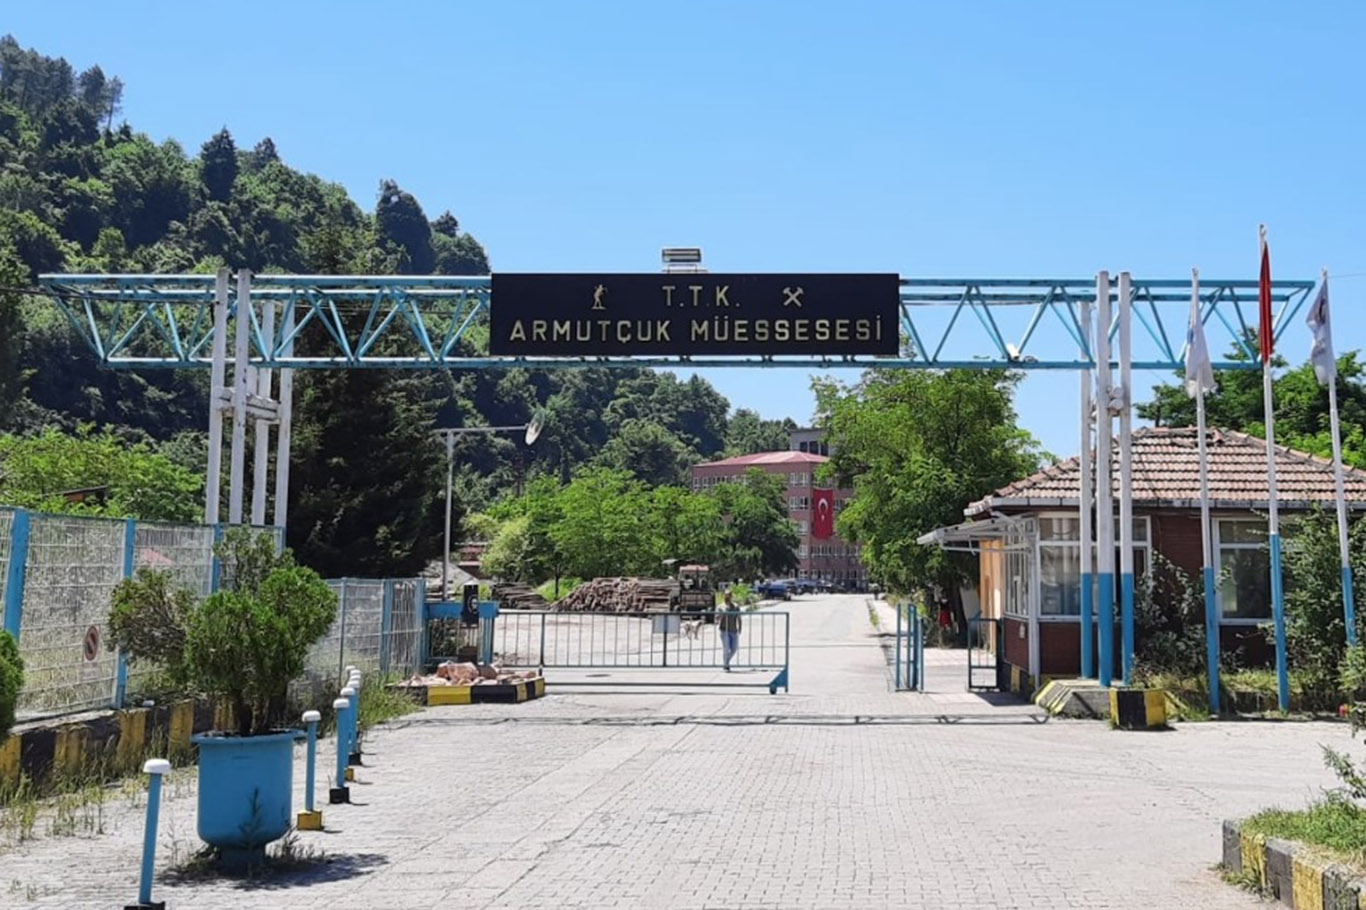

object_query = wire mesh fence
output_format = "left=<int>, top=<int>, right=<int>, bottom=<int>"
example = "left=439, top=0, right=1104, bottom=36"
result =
left=0, top=508, right=13, bottom=613
left=385, top=579, right=425, bottom=678
left=15, top=514, right=125, bottom=717
left=2, top=506, right=425, bottom=721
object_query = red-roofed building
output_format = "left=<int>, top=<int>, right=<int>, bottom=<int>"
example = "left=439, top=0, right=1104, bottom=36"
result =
left=919, top=426, right=1366, bottom=688
left=691, top=450, right=865, bottom=587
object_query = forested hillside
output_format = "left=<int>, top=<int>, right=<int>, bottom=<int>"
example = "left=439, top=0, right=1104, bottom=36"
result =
left=0, top=37, right=796, bottom=577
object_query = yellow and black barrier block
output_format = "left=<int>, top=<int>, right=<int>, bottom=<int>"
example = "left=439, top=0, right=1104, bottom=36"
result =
left=388, top=677, right=546, bottom=707
left=1109, top=687, right=1167, bottom=730
left=1222, top=818, right=1366, bottom=907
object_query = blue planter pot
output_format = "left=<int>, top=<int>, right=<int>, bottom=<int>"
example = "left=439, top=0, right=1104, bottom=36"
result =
left=193, top=730, right=301, bottom=867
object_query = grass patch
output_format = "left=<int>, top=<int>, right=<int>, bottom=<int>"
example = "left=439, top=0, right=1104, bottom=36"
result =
left=535, top=577, right=583, bottom=602
left=356, top=679, right=420, bottom=733
left=165, top=829, right=329, bottom=882
left=1243, top=800, right=1366, bottom=873
left=866, top=603, right=881, bottom=629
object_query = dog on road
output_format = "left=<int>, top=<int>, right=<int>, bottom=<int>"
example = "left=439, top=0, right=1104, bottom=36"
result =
left=680, top=620, right=702, bottom=640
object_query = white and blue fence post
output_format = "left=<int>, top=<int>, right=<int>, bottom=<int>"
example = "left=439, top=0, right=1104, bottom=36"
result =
left=208, top=523, right=223, bottom=592
left=379, top=580, right=395, bottom=677
left=339, top=686, right=357, bottom=776
left=328, top=697, right=351, bottom=804
left=297, top=710, right=323, bottom=829
left=3, top=509, right=30, bottom=640
left=115, top=517, right=136, bottom=709
left=478, top=601, right=499, bottom=665
left=916, top=611, right=925, bottom=691
left=347, top=671, right=362, bottom=765
left=129, top=758, right=171, bottom=910
left=1270, top=532, right=1290, bottom=711
left=895, top=603, right=903, bottom=688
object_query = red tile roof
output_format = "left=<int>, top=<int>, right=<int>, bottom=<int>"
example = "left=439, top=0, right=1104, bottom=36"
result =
left=694, top=450, right=829, bottom=468
left=968, top=426, right=1366, bottom=515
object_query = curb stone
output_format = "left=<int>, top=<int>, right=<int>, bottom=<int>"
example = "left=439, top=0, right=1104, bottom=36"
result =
left=1222, top=818, right=1366, bottom=908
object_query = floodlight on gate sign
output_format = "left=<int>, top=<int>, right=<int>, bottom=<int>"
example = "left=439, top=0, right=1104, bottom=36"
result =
left=525, top=412, right=545, bottom=446
left=661, top=247, right=705, bottom=273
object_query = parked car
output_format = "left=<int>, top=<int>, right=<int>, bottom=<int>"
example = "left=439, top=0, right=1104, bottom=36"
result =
left=755, top=579, right=792, bottom=600
left=791, top=577, right=822, bottom=595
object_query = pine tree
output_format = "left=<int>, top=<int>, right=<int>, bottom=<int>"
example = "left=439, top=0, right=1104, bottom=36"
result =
left=199, top=128, right=237, bottom=202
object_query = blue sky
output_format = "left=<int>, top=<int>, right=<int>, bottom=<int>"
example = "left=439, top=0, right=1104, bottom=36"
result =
left=10, top=2, right=1366, bottom=456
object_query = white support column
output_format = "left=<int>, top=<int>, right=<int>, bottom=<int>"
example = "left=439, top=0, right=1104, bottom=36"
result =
left=204, top=269, right=230, bottom=525
left=442, top=431, right=455, bottom=601
left=1117, top=271, right=1135, bottom=684
left=1079, top=295, right=1094, bottom=679
left=1095, top=271, right=1115, bottom=687
left=251, top=298, right=274, bottom=527
left=227, top=270, right=252, bottom=525
left=273, top=300, right=295, bottom=531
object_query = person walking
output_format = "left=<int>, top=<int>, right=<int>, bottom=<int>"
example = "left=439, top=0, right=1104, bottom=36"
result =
left=719, top=591, right=743, bottom=671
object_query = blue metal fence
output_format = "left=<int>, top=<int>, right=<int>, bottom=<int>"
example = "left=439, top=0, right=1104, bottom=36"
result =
left=0, top=506, right=424, bottom=721
left=426, top=602, right=791, bottom=694
left=893, top=604, right=924, bottom=691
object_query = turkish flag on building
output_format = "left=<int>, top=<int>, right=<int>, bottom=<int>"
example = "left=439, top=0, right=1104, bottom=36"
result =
left=812, top=489, right=835, bottom=539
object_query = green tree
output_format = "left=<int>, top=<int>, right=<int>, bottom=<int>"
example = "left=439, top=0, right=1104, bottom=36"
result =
left=375, top=178, right=433, bottom=273
left=815, top=370, right=1041, bottom=615
left=595, top=418, right=694, bottom=487
left=646, top=484, right=725, bottom=567
left=725, top=408, right=796, bottom=455
left=0, top=242, right=25, bottom=427
left=0, top=427, right=200, bottom=520
left=199, top=128, right=237, bottom=203
left=1281, top=508, right=1366, bottom=707
left=707, top=469, right=800, bottom=580
left=548, top=468, right=653, bottom=579
left=1139, top=348, right=1366, bottom=469
left=288, top=369, right=447, bottom=577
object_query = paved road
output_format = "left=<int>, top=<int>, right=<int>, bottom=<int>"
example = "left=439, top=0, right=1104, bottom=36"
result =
left=0, top=594, right=1345, bottom=909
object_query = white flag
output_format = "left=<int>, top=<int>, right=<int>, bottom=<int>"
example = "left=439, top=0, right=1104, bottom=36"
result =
left=1306, top=278, right=1335, bottom=386
left=1184, top=284, right=1216, bottom=398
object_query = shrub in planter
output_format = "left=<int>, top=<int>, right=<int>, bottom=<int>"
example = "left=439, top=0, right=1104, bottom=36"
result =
left=180, top=528, right=337, bottom=867
left=185, top=564, right=336, bottom=735
left=0, top=629, right=22, bottom=741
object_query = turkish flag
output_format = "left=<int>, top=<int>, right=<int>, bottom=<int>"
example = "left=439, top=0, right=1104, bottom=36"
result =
left=812, top=489, right=835, bottom=539
left=1259, top=227, right=1273, bottom=364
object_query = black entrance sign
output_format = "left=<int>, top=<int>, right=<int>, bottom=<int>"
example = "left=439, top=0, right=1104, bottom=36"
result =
left=490, top=273, right=900, bottom=356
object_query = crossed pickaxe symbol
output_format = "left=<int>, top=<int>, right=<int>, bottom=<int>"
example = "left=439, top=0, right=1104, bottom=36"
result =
left=782, top=286, right=804, bottom=308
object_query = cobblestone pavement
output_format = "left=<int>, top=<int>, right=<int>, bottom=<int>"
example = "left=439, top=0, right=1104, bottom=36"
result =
left=0, top=594, right=1346, bottom=909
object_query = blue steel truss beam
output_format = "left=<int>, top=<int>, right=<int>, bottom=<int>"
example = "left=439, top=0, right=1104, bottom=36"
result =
left=36, top=273, right=1316, bottom=372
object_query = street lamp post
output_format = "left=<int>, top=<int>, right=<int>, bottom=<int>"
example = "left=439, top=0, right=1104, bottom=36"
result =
left=434, top=417, right=543, bottom=601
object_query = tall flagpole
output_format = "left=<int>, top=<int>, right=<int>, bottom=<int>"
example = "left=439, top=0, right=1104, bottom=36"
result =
left=1319, top=269, right=1357, bottom=644
left=1330, top=374, right=1357, bottom=644
left=1192, top=269, right=1220, bottom=715
left=1260, top=224, right=1290, bottom=711
left=1096, top=270, right=1115, bottom=687
left=1118, top=272, right=1135, bottom=684
left=1079, top=295, right=1095, bottom=678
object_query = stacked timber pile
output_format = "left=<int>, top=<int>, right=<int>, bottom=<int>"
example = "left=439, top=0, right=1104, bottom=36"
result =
left=491, top=583, right=548, bottom=609
left=551, top=576, right=676, bottom=613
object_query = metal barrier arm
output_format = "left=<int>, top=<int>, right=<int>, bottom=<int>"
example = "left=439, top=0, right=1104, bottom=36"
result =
left=426, top=607, right=793, bottom=692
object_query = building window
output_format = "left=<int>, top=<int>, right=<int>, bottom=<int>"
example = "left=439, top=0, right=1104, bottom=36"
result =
left=794, top=520, right=808, bottom=535
left=1003, top=520, right=1034, bottom=618
left=1036, top=515, right=1150, bottom=617
left=788, top=496, right=809, bottom=511
left=1216, top=519, right=1270, bottom=622
left=798, top=544, right=809, bottom=559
